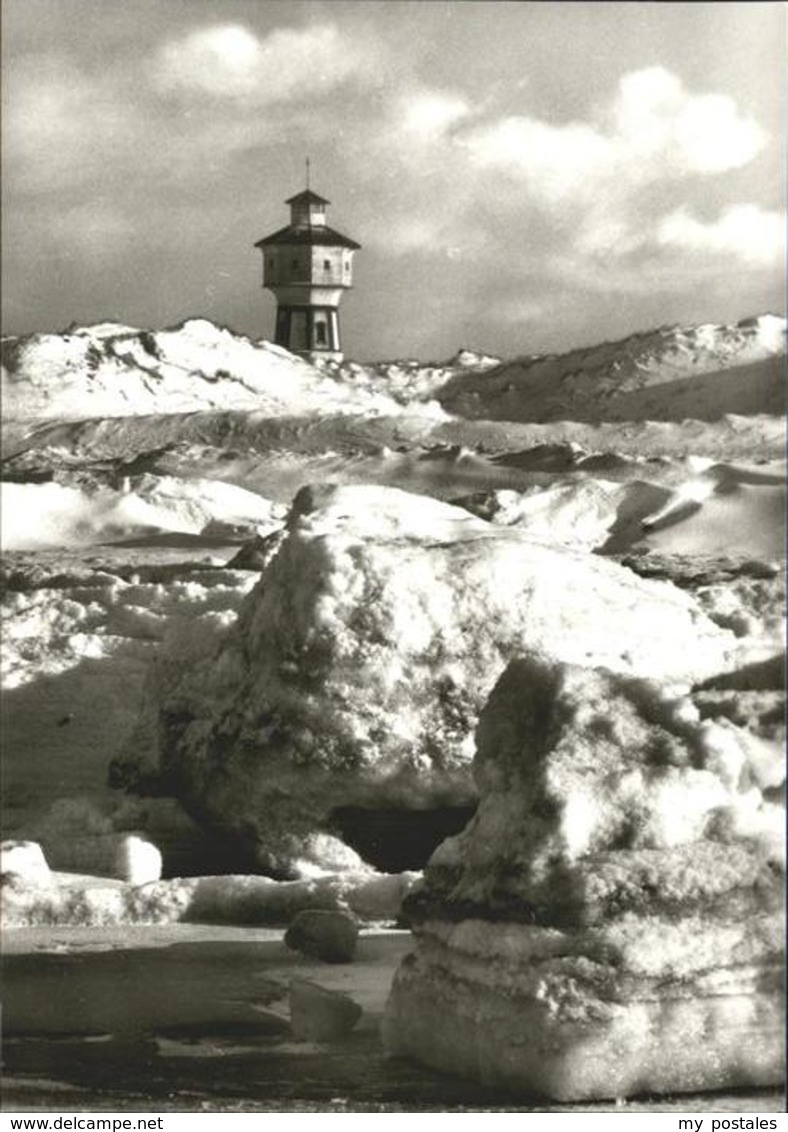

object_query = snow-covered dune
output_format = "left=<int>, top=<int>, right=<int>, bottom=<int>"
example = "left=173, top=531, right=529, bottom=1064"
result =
left=1, top=319, right=434, bottom=422
left=439, top=315, right=786, bottom=423
left=5, top=315, right=783, bottom=428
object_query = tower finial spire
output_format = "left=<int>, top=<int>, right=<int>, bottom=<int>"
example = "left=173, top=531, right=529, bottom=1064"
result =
left=306, top=156, right=310, bottom=191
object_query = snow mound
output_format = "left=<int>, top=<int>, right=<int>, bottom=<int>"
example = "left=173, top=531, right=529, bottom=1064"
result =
left=455, top=460, right=786, bottom=558
left=1, top=560, right=257, bottom=858
left=117, top=483, right=737, bottom=873
left=318, top=350, right=501, bottom=405
left=1, top=319, right=430, bottom=422
left=455, top=479, right=665, bottom=551
left=440, top=315, right=786, bottom=423
left=1, top=840, right=51, bottom=887
left=1, top=476, right=286, bottom=550
left=2, top=867, right=420, bottom=928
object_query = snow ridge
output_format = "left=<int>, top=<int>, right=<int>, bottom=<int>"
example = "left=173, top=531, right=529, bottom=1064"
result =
left=1, top=319, right=431, bottom=422
left=439, top=315, right=786, bottom=424
left=2, top=313, right=784, bottom=425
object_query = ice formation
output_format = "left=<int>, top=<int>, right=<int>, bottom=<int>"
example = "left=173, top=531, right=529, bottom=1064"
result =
left=383, top=654, right=785, bottom=1099
left=118, top=483, right=737, bottom=874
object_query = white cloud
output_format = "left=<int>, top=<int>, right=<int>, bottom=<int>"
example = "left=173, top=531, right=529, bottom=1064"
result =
left=613, top=66, right=767, bottom=174
left=352, top=63, right=777, bottom=308
left=154, top=22, right=374, bottom=104
left=657, top=205, right=785, bottom=265
left=671, top=94, right=767, bottom=173
left=349, top=87, right=478, bottom=252
left=457, top=66, right=768, bottom=198
left=437, top=63, right=778, bottom=294
left=357, top=89, right=471, bottom=179
left=6, top=24, right=369, bottom=198
left=537, top=201, right=784, bottom=298
left=397, top=92, right=470, bottom=139
left=157, top=25, right=262, bottom=97
left=461, top=116, right=614, bottom=198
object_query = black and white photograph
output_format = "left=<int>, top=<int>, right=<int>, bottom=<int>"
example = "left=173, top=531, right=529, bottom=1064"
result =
left=1, top=0, right=785, bottom=1118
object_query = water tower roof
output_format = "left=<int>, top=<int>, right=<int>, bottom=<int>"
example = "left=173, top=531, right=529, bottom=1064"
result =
left=254, top=225, right=361, bottom=250
left=285, top=189, right=331, bottom=206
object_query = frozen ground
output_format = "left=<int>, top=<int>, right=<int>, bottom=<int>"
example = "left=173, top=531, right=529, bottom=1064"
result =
left=1, top=314, right=785, bottom=1110
left=2, top=924, right=783, bottom=1113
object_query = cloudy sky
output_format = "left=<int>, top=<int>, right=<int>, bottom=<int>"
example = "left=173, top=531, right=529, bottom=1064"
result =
left=2, top=0, right=784, bottom=360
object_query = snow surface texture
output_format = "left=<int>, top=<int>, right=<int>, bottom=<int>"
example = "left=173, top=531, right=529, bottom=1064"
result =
left=440, top=315, right=786, bottom=423
left=1, top=319, right=439, bottom=421
left=2, top=476, right=287, bottom=550
left=117, top=483, right=740, bottom=875
left=3, top=458, right=783, bottom=560
left=383, top=654, right=785, bottom=1100
left=1, top=840, right=51, bottom=887
left=454, top=460, right=786, bottom=558
left=1, top=854, right=420, bottom=929
left=1, top=314, right=784, bottom=900
left=2, top=562, right=257, bottom=869
left=3, top=315, right=783, bottom=426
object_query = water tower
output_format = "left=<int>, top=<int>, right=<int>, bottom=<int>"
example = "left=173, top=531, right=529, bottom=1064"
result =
left=254, top=177, right=360, bottom=362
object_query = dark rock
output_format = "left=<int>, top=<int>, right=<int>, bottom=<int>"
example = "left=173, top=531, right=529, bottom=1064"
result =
left=285, top=909, right=358, bottom=963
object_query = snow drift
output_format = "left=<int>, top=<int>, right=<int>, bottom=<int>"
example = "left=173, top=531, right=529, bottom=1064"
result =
left=439, top=315, right=786, bottom=423
left=3, top=314, right=783, bottom=427
left=1, top=476, right=286, bottom=550
left=1, top=319, right=434, bottom=421
left=115, top=484, right=739, bottom=875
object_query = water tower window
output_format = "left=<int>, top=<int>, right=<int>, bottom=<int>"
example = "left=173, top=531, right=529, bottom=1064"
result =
left=323, top=259, right=331, bottom=271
